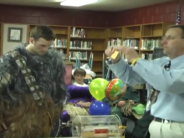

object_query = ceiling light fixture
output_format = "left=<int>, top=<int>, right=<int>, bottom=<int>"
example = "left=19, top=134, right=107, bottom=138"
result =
left=60, top=0, right=99, bottom=7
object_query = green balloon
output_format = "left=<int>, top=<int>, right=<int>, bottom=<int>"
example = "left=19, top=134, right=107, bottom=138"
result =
left=89, top=78, right=109, bottom=101
left=132, top=104, right=146, bottom=115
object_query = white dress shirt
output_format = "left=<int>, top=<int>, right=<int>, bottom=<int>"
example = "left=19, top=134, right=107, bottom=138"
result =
left=109, top=55, right=184, bottom=122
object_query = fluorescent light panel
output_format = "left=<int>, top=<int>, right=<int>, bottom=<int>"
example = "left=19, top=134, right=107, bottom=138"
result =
left=60, top=0, right=98, bottom=7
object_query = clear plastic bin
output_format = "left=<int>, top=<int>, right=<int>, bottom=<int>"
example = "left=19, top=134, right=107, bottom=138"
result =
left=71, top=115, right=123, bottom=138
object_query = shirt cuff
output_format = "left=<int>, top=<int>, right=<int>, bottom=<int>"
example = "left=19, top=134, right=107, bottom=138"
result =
left=109, top=59, right=127, bottom=69
left=133, top=59, right=148, bottom=70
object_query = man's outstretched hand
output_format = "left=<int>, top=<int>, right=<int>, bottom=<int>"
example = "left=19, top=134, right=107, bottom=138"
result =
left=105, top=46, right=139, bottom=63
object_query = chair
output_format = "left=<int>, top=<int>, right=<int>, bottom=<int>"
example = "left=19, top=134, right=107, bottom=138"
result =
left=152, top=47, right=166, bottom=60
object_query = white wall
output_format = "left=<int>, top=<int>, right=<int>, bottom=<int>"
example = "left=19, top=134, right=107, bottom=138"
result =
left=2, top=23, right=28, bottom=54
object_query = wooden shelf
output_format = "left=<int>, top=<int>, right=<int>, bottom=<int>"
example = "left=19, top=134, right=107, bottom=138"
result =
left=0, top=22, right=172, bottom=76
left=141, top=35, right=162, bottom=38
left=93, top=52, right=104, bottom=61
left=107, top=22, right=174, bottom=61
left=27, top=25, right=108, bottom=75
left=107, top=27, right=122, bottom=38
left=141, top=23, right=163, bottom=37
left=70, top=27, right=106, bottom=39
left=0, top=23, right=2, bottom=55
left=123, top=37, right=140, bottom=39
left=52, top=27, right=68, bottom=35
left=93, top=62, right=102, bottom=72
left=70, top=37, right=106, bottom=40
left=69, top=48, right=91, bottom=51
left=95, top=74, right=103, bottom=78
left=123, top=25, right=141, bottom=38
left=29, top=25, right=68, bottom=34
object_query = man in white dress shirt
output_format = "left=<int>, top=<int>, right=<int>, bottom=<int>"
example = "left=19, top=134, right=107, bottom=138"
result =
left=105, top=24, right=184, bottom=138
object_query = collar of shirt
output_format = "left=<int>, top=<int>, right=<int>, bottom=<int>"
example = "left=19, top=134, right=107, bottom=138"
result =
left=170, top=54, right=184, bottom=68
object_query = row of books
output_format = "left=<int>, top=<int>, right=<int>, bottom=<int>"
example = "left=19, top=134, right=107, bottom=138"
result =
left=50, top=39, right=93, bottom=50
left=51, top=38, right=161, bottom=54
left=122, top=39, right=139, bottom=49
left=123, top=53, right=153, bottom=61
left=107, top=38, right=161, bottom=50
left=51, top=38, right=67, bottom=48
left=107, top=38, right=122, bottom=47
left=70, top=40, right=92, bottom=49
left=124, top=53, right=153, bottom=62
left=69, top=51, right=88, bottom=60
left=71, top=27, right=86, bottom=38
left=141, top=39, right=162, bottom=50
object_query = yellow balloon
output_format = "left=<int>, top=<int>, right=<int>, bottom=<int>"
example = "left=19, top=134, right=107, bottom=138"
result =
left=89, top=78, right=109, bottom=100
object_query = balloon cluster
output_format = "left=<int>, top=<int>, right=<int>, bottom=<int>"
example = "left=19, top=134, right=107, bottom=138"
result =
left=89, top=78, right=125, bottom=101
left=89, top=78, right=125, bottom=115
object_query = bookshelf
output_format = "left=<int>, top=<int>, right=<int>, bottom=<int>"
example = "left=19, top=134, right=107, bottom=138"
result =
left=69, top=27, right=107, bottom=77
left=0, top=23, right=2, bottom=55
left=106, top=22, right=174, bottom=62
left=107, top=27, right=123, bottom=47
left=0, top=22, right=173, bottom=78
left=27, top=25, right=107, bottom=77
left=123, top=25, right=141, bottom=51
left=107, top=27, right=122, bottom=38
left=123, top=25, right=141, bottom=38
left=140, top=22, right=173, bottom=60
left=141, top=23, right=163, bottom=37
left=111, top=22, right=174, bottom=61
left=104, top=27, right=123, bottom=79
left=106, top=22, right=173, bottom=89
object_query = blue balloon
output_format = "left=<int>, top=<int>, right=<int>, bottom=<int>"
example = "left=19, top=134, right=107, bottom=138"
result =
left=89, top=101, right=111, bottom=115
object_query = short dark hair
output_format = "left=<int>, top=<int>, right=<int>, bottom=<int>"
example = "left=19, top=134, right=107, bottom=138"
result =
left=73, top=68, right=86, bottom=76
left=30, top=25, right=55, bottom=41
left=168, top=24, right=184, bottom=38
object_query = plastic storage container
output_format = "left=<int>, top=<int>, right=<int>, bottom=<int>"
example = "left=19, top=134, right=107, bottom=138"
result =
left=71, top=115, right=123, bottom=138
